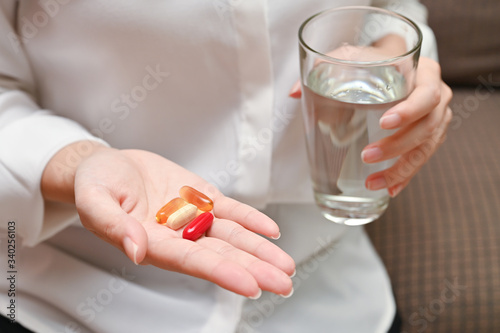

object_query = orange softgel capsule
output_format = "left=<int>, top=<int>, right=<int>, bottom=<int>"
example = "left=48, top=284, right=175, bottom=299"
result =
left=179, top=186, right=213, bottom=212
left=156, top=197, right=188, bottom=225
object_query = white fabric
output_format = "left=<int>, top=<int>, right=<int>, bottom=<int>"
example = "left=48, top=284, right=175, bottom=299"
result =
left=238, top=207, right=395, bottom=333
left=0, top=0, right=437, bottom=332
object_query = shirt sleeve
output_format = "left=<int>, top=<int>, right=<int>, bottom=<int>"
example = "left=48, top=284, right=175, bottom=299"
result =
left=371, top=0, right=438, bottom=61
left=0, top=1, right=107, bottom=247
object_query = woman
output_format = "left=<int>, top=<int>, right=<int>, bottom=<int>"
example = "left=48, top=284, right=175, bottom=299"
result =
left=0, top=0, right=451, bottom=332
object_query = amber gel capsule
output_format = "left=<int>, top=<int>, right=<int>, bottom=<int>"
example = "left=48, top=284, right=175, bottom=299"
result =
left=156, top=197, right=188, bottom=225
left=182, top=212, right=214, bottom=241
left=179, top=186, right=214, bottom=212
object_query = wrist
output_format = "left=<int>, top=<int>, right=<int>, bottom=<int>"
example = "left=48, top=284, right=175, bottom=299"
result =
left=41, top=140, right=110, bottom=204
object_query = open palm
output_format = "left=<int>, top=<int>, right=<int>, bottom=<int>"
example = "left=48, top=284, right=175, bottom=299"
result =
left=74, top=148, right=294, bottom=298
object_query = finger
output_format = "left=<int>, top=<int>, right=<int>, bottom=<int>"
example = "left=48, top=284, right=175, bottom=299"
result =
left=380, top=58, right=443, bottom=130
left=363, top=84, right=451, bottom=164
left=196, top=237, right=293, bottom=296
left=289, top=79, right=302, bottom=98
left=212, top=196, right=281, bottom=239
left=365, top=151, right=426, bottom=197
left=144, top=235, right=262, bottom=298
left=75, top=185, right=148, bottom=264
left=206, top=219, right=296, bottom=276
left=365, top=115, right=449, bottom=195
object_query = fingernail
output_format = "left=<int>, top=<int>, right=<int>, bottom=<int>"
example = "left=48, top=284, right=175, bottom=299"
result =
left=281, top=288, right=294, bottom=299
left=389, top=184, right=404, bottom=197
left=366, top=177, right=388, bottom=191
left=289, top=81, right=302, bottom=98
left=124, top=237, right=139, bottom=265
left=271, top=232, right=281, bottom=240
left=380, top=113, right=401, bottom=129
left=249, top=289, right=262, bottom=300
left=289, top=269, right=296, bottom=278
left=361, top=147, right=383, bottom=163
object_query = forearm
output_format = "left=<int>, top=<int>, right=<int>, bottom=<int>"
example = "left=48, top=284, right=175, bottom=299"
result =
left=41, top=140, right=109, bottom=204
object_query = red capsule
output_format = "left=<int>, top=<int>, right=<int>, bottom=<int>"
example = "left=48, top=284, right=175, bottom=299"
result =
left=182, top=212, right=214, bottom=241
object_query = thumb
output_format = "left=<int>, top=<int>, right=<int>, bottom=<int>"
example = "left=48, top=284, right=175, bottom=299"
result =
left=75, top=186, right=148, bottom=264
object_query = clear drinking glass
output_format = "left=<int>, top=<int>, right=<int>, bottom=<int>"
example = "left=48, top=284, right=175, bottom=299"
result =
left=299, top=6, right=422, bottom=225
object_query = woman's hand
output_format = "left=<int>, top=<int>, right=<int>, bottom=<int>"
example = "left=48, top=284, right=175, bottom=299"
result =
left=361, top=57, right=453, bottom=196
left=290, top=56, right=452, bottom=197
left=42, top=143, right=295, bottom=299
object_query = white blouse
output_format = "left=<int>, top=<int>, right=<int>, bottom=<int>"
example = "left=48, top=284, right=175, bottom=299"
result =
left=0, top=0, right=437, bottom=332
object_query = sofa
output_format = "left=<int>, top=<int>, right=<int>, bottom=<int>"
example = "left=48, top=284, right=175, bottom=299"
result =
left=365, top=1, right=500, bottom=332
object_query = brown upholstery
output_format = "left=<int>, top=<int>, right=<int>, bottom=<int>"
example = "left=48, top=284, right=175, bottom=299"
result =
left=366, top=89, right=500, bottom=332
left=420, top=0, right=500, bottom=85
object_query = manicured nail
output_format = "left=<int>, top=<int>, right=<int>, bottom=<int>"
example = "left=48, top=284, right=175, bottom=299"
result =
left=123, top=237, right=139, bottom=265
left=389, top=184, right=404, bottom=197
left=281, top=288, right=294, bottom=298
left=288, top=81, right=302, bottom=98
left=366, top=177, right=388, bottom=191
left=380, top=113, right=401, bottom=129
left=249, top=289, right=262, bottom=300
left=289, top=269, right=296, bottom=278
left=271, top=232, right=281, bottom=240
left=361, top=147, right=383, bottom=163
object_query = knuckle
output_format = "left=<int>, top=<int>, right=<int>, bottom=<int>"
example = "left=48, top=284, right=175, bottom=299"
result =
left=242, top=206, right=259, bottom=222
left=429, top=84, right=442, bottom=106
left=103, top=223, right=116, bottom=241
left=384, top=162, right=409, bottom=188
left=222, top=198, right=257, bottom=223
left=181, top=245, right=205, bottom=267
left=422, top=114, right=439, bottom=137
left=216, top=243, right=237, bottom=257
left=444, top=84, right=453, bottom=104
left=228, top=224, right=247, bottom=242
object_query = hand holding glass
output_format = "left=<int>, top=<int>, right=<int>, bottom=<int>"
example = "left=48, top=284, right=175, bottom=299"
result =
left=299, top=6, right=422, bottom=225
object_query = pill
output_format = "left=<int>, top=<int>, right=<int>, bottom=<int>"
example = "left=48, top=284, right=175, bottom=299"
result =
left=156, top=197, right=188, bottom=225
left=179, top=186, right=214, bottom=212
left=182, top=212, right=214, bottom=241
left=166, top=203, right=198, bottom=230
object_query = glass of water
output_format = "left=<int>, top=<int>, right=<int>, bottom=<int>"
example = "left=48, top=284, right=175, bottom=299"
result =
left=299, top=6, right=422, bottom=225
